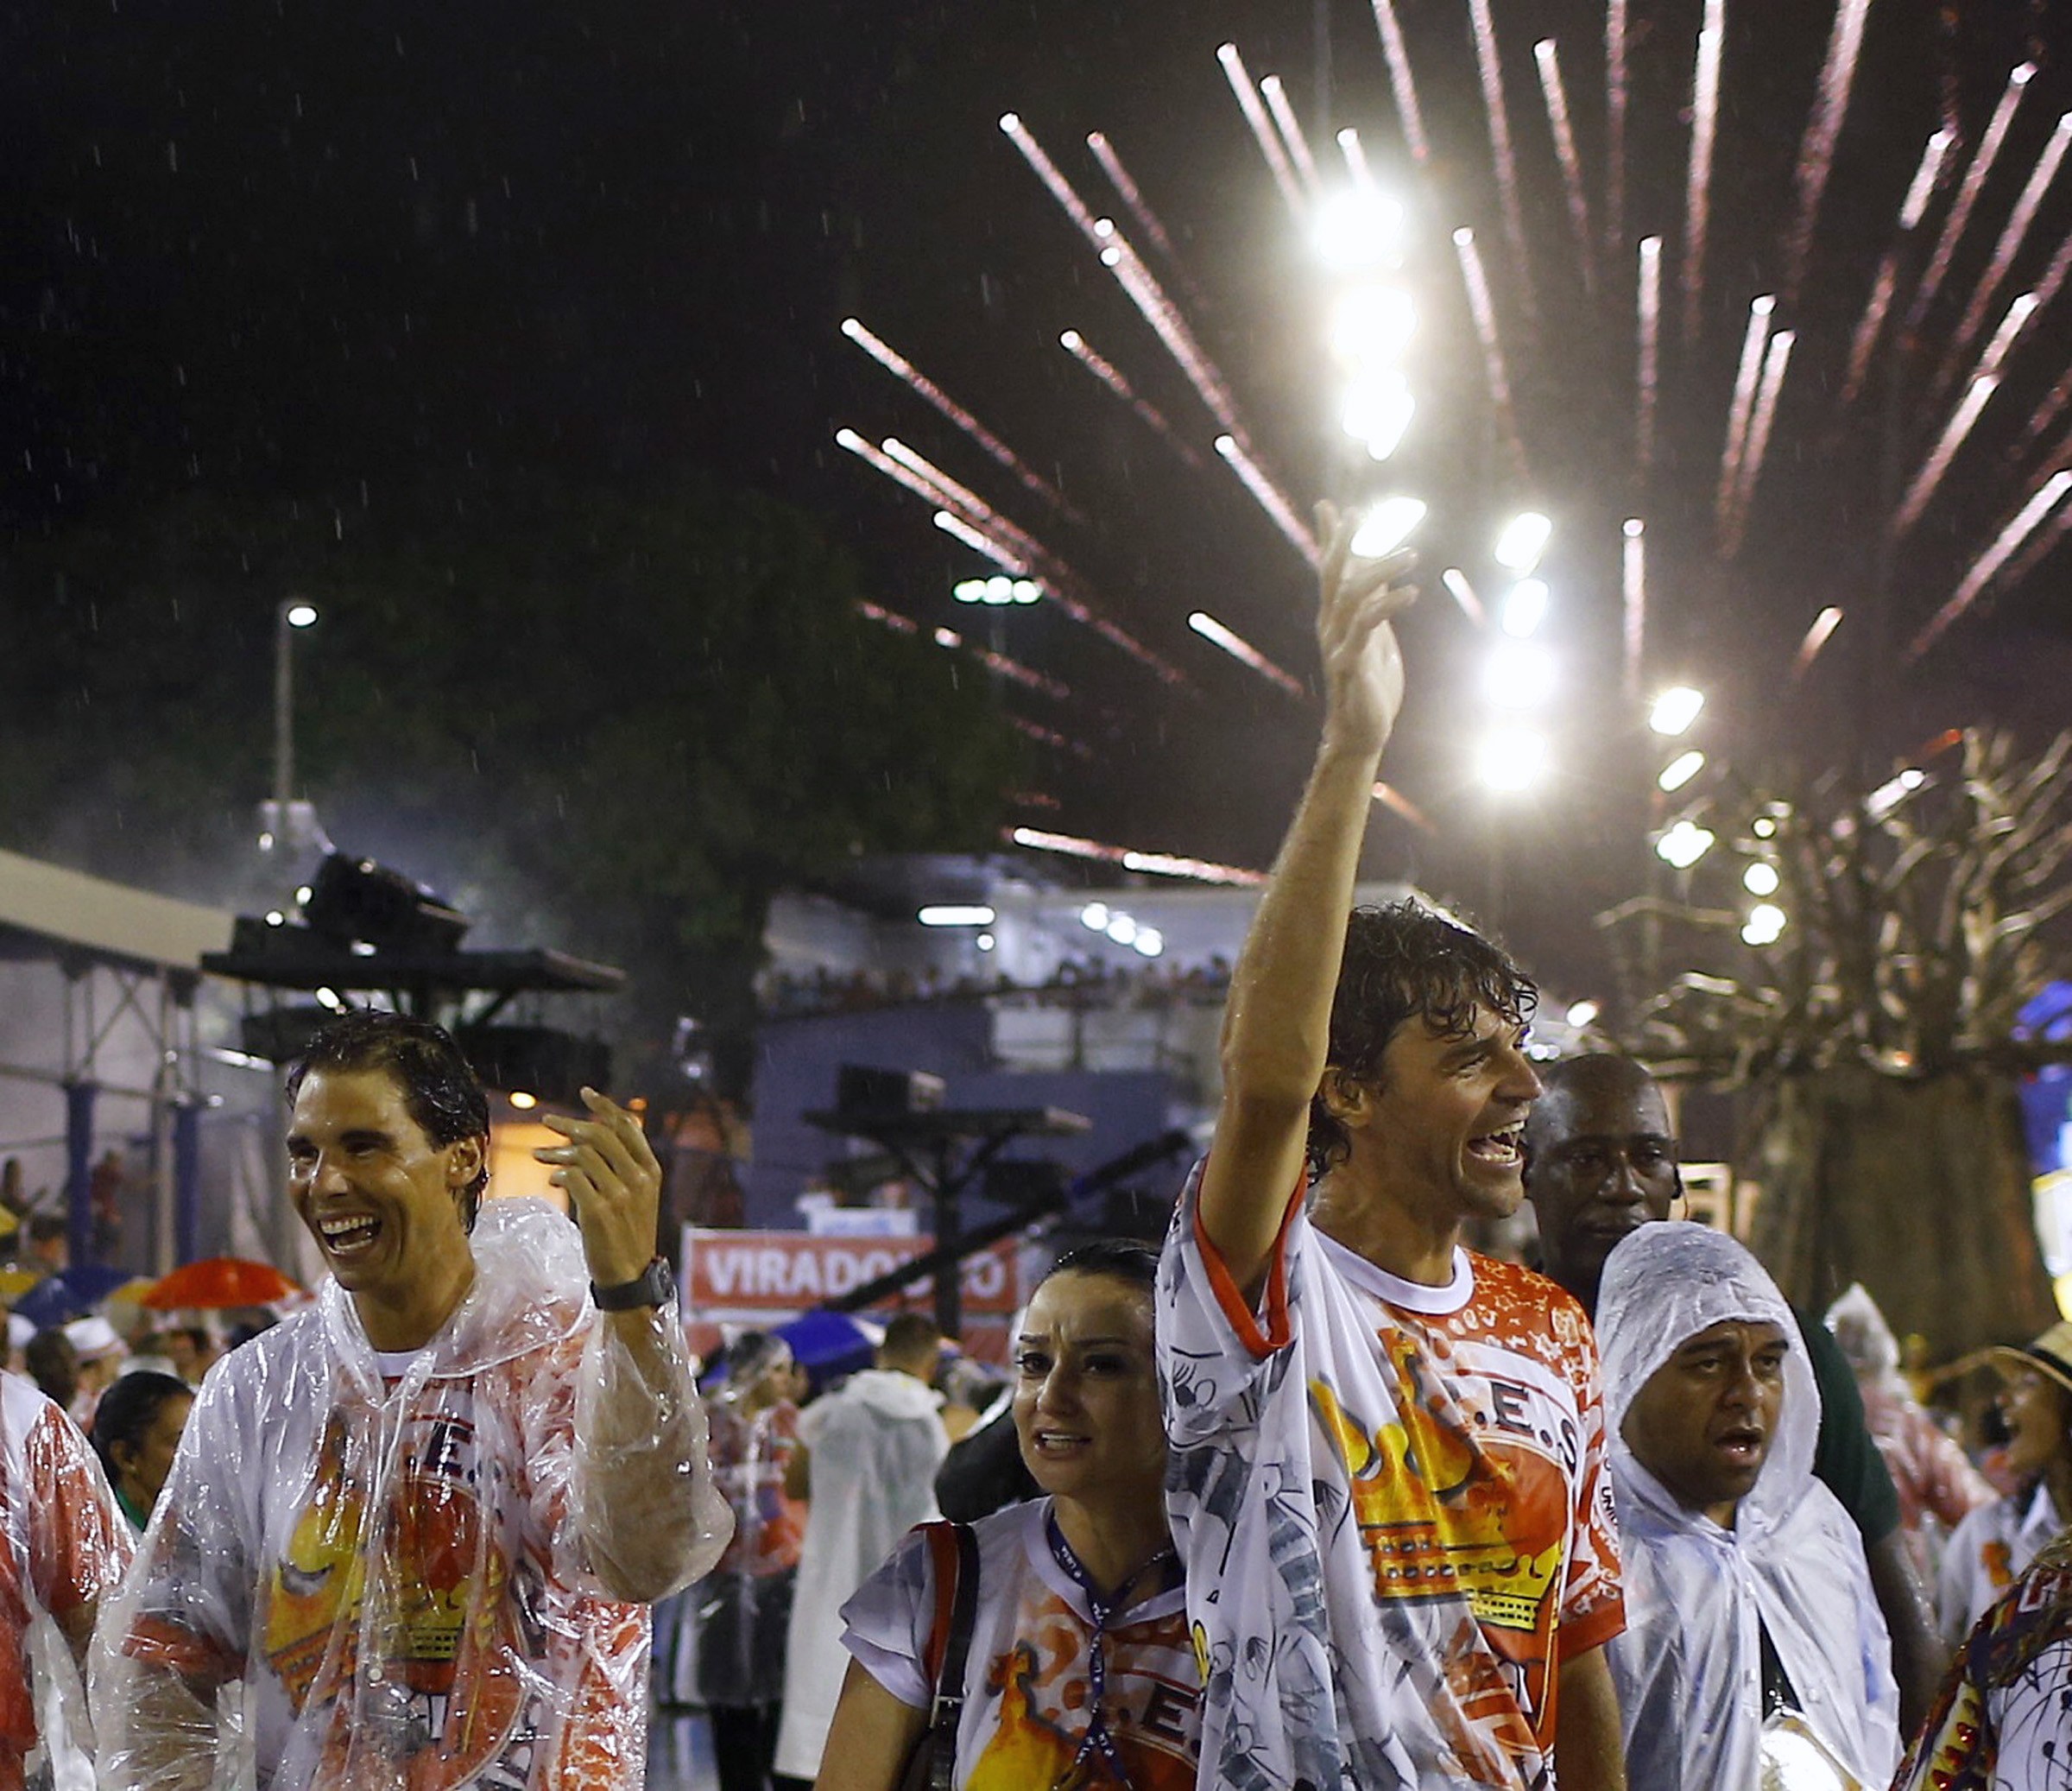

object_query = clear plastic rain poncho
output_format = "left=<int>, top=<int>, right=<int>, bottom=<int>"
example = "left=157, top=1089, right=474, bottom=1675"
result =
left=90, top=1197, right=732, bottom=1790
left=1595, top=1223, right=1902, bottom=1791
left=1, top=1368, right=134, bottom=1791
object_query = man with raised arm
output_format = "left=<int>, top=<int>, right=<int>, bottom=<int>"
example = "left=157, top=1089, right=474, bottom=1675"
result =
left=92, top=1009, right=732, bottom=1790
left=1157, top=505, right=1627, bottom=1791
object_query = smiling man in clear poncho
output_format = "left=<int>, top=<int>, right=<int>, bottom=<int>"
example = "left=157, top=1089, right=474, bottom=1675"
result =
left=1595, top=1222, right=1901, bottom=1791
left=88, top=1009, right=733, bottom=1790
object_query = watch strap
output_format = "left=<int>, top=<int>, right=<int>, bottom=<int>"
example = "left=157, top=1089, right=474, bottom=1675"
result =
left=591, top=1256, right=674, bottom=1311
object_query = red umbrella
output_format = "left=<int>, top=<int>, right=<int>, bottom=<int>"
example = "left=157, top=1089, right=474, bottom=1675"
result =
left=140, top=1257, right=302, bottom=1310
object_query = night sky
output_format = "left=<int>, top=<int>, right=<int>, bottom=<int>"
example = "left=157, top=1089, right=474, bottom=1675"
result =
left=8, top=0, right=2072, bottom=998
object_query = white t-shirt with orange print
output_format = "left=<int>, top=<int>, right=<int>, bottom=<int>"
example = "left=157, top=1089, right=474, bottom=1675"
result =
left=842, top=1498, right=1202, bottom=1791
left=1157, top=1165, right=1624, bottom=1791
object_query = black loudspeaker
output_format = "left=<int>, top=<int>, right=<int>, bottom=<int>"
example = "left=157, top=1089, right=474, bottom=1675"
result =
left=302, top=853, right=470, bottom=953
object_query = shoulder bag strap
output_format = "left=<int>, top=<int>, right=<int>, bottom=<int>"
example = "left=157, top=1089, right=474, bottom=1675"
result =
left=925, top=1523, right=981, bottom=1791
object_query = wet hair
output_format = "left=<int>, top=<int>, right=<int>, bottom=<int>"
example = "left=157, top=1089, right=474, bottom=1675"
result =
left=91, top=1370, right=193, bottom=1491
left=1306, top=901, right=1538, bottom=1180
left=285, top=1009, right=491, bottom=1228
left=1040, top=1238, right=1160, bottom=1295
left=881, top=1311, right=942, bottom=1364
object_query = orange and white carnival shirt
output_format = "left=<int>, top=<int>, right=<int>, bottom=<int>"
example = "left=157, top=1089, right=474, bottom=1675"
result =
left=843, top=1498, right=1202, bottom=1790
left=1157, top=1166, right=1623, bottom=1791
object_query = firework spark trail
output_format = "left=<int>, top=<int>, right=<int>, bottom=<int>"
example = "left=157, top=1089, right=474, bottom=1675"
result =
left=1372, top=782, right=1436, bottom=831
left=1337, top=127, right=1374, bottom=186
left=840, top=317, right=1085, bottom=527
left=1716, top=294, right=1777, bottom=533
left=1451, top=227, right=1528, bottom=485
left=1085, top=133, right=1178, bottom=268
left=1465, top=0, right=1536, bottom=323
left=837, top=427, right=1017, bottom=549
left=1905, top=468, right=2072, bottom=661
left=1058, top=329, right=1206, bottom=469
left=1890, top=376, right=1999, bottom=538
left=840, top=427, right=1191, bottom=686
left=883, top=437, right=1055, bottom=567
left=1214, top=435, right=1321, bottom=566
left=857, top=601, right=1072, bottom=701
left=1000, top=112, right=1105, bottom=244
left=1791, top=606, right=1845, bottom=681
left=1368, top=0, right=1431, bottom=166
left=1636, top=237, right=1663, bottom=478
left=1724, top=328, right=1796, bottom=555
left=1094, top=224, right=1242, bottom=435
left=1779, top=0, right=1873, bottom=306
left=1841, top=130, right=1955, bottom=405
left=1933, top=112, right=2072, bottom=399
left=2004, top=461, right=2072, bottom=588
left=1680, top=7, right=1725, bottom=345
left=1621, top=518, right=1646, bottom=701
left=1533, top=41, right=1595, bottom=291
left=1000, top=114, right=1268, bottom=478
left=1260, top=77, right=1323, bottom=198
left=1085, top=132, right=1216, bottom=320
left=1605, top=0, right=1629, bottom=262
left=1904, top=63, right=2037, bottom=338
left=1974, top=293, right=2040, bottom=380
left=1007, top=826, right=1267, bottom=885
left=1004, top=715, right=1095, bottom=760
left=1441, top=567, right=1488, bottom=629
left=1217, top=44, right=1305, bottom=215
left=1186, top=611, right=1307, bottom=697
left=2020, top=363, right=2072, bottom=452
left=930, top=507, right=1033, bottom=573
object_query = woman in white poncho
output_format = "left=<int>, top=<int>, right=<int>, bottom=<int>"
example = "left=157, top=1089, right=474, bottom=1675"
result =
left=1595, top=1223, right=1901, bottom=1791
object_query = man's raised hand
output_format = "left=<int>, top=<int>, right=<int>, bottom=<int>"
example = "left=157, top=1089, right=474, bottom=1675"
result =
left=534, top=1087, right=661, bottom=1289
left=1315, top=499, right=1418, bottom=758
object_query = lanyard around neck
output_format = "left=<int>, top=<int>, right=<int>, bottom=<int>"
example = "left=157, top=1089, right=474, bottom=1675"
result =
left=1044, top=1509, right=1176, bottom=1788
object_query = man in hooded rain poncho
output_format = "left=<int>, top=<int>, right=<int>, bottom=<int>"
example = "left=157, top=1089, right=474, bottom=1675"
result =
left=1594, top=1222, right=1902, bottom=1791
left=90, top=1009, right=734, bottom=1789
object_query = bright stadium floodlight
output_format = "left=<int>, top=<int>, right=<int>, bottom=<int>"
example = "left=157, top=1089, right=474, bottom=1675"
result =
left=1133, top=927, right=1165, bottom=958
left=918, top=905, right=995, bottom=927
left=1484, top=642, right=1555, bottom=708
left=1350, top=497, right=1426, bottom=559
left=1105, top=914, right=1140, bottom=946
left=1477, top=728, right=1549, bottom=792
left=1649, top=686, right=1705, bottom=736
left=1498, top=579, right=1550, bottom=638
left=1494, top=511, right=1553, bottom=573
left=1313, top=188, right=1406, bottom=269
left=1658, top=750, right=1707, bottom=792
left=1340, top=370, right=1416, bottom=461
left=1079, top=902, right=1110, bottom=931
left=1656, top=821, right=1716, bottom=870
left=1332, top=285, right=1418, bottom=364
left=1565, top=999, right=1601, bottom=1028
left=284, top=602, right=319, bottom=630
left=1741, top=902, right=1787, bottom=946
left=952, top=579, right=988, bottom=604
left=1743, top=861, right=1780, bottom=896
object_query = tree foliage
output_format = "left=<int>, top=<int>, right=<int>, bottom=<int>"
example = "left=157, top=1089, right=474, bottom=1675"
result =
left=0, top=477, right=1020, bottom=1086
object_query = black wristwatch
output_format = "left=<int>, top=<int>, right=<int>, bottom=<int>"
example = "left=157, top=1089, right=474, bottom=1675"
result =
left=591, top=1256, right=676, bottom=1312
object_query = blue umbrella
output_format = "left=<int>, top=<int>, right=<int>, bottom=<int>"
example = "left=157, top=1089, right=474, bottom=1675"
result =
left=10, top=1264, right=136, bottom=1330
left=775, top=1309, right=877, bottom=1385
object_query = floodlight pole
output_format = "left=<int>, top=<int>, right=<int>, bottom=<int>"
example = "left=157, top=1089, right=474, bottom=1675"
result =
left=271, top=600, right=295, bottom=852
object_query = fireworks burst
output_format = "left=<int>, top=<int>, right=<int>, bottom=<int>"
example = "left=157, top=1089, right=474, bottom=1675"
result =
left=832, top=3, right=2072, bottom=875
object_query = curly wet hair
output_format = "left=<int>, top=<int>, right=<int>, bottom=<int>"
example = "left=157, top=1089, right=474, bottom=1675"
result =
left=1304, top=901, right=1537, bottom=1180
